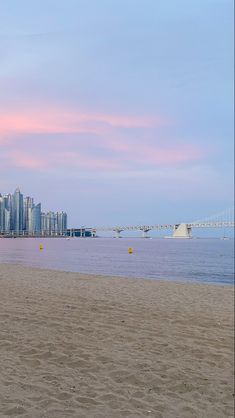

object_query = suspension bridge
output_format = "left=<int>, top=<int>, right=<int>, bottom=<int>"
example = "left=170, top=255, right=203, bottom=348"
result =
left=1, top=208, right=233, bottom=239
left=85, top=207, right=234, bottom=238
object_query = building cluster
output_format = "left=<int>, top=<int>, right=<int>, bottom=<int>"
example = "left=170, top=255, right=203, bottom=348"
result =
left=0, top=188, right=67, bottom=236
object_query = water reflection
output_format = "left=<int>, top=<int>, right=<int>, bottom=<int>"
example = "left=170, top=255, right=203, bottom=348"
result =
left=0, top=237, right=233, bottom=285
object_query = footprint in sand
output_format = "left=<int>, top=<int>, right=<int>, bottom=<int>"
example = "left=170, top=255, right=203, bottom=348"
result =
left=55, top=392, right=73, bottom=401
left=3, top=406, right=26, bottom=416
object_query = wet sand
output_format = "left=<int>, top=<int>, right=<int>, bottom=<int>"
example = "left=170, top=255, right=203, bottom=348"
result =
left=0, top=264, right=234, bottom=418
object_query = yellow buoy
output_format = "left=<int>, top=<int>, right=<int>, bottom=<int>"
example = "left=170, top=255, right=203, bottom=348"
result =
left=128, top=247, right=133, bottom=254
left=39, top=244, right=43, bottom=250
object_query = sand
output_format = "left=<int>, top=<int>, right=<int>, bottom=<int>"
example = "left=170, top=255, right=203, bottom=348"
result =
left=0, top=264, right=234, bottom=418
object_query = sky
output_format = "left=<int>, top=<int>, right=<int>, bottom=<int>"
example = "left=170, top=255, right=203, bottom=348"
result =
left=0, top=0, right=234, bottom=228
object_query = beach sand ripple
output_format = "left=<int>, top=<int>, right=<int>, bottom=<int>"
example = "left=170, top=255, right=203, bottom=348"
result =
left=0, top=264, right=234, bottom=418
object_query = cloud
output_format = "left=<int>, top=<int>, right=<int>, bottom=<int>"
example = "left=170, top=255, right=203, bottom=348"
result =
left=105, top=138, right=201, bottom=165
left=0, top=106, right=163, bottom=138
left=3, top=138, right=202, bottom=173
left=0, top=104, right=203, bottom=173
left=6, top=151, right=46, bottom=170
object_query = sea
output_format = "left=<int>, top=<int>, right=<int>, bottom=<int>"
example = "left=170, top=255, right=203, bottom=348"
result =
left=0, top=237, right=234, bottom=286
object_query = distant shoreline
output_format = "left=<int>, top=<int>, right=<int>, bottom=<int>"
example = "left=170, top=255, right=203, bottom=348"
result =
left=0, top=235, right=233, bottom=239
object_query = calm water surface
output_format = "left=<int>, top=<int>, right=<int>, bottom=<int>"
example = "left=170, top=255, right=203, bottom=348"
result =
left=0, top=237, right=234, bottom=285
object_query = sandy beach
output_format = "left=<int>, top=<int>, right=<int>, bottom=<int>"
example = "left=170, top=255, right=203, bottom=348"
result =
left=0, top=264, right=234, bottom=418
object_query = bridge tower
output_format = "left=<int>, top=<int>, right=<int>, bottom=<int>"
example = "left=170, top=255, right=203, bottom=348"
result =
left=113, top=229, right=123, bottom=238
left=140, top=228, right=151, bottom=238
left=172, top=223, right=192, bottom=239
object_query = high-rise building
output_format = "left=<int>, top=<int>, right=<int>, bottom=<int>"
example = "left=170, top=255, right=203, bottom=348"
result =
left=0, top=194, right=4, bottom=231
left=4, top=194, right=14, bottom=230
left=41, top=211, right=56, bottom=235
left=40, top=211, right=67, bottom=235
left=32, top=203, right=41, bottom=234
left=0, top=188, right=67, bottom=236
left=56, top=211, right=67, bottom=235
left=0, top=194, right=9, bottom=232
left=13, top=187, right=23, bottom=233
left=24, top=196, right=34, bottom=232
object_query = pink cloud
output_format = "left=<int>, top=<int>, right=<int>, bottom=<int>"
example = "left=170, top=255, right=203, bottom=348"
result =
left=137, top=144, right=202, bottom=164
left=4, top=149, right=122, bottom=172
left=7, top=151, right=46, bottom=170
left=1, top=105, right=204, bottom=173
left=4, top=139, right=202, bottom=173
left=103, top=138, right=202, bottom=164
left=0, top=106, right=163, bottom=137
left=61, top=152, right=122, bottom=170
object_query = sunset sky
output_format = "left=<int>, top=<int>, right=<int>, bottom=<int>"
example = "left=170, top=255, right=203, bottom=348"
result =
left=0, top=0, right=233, bottom=227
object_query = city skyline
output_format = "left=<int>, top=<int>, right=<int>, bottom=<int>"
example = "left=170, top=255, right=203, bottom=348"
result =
left=0, top=187, right=67, bottom=235
left=0, top=0, right=233, bottom=226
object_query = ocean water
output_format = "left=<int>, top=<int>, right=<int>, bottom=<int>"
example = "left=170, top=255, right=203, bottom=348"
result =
left=0, top=237, right=234, bottom=285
